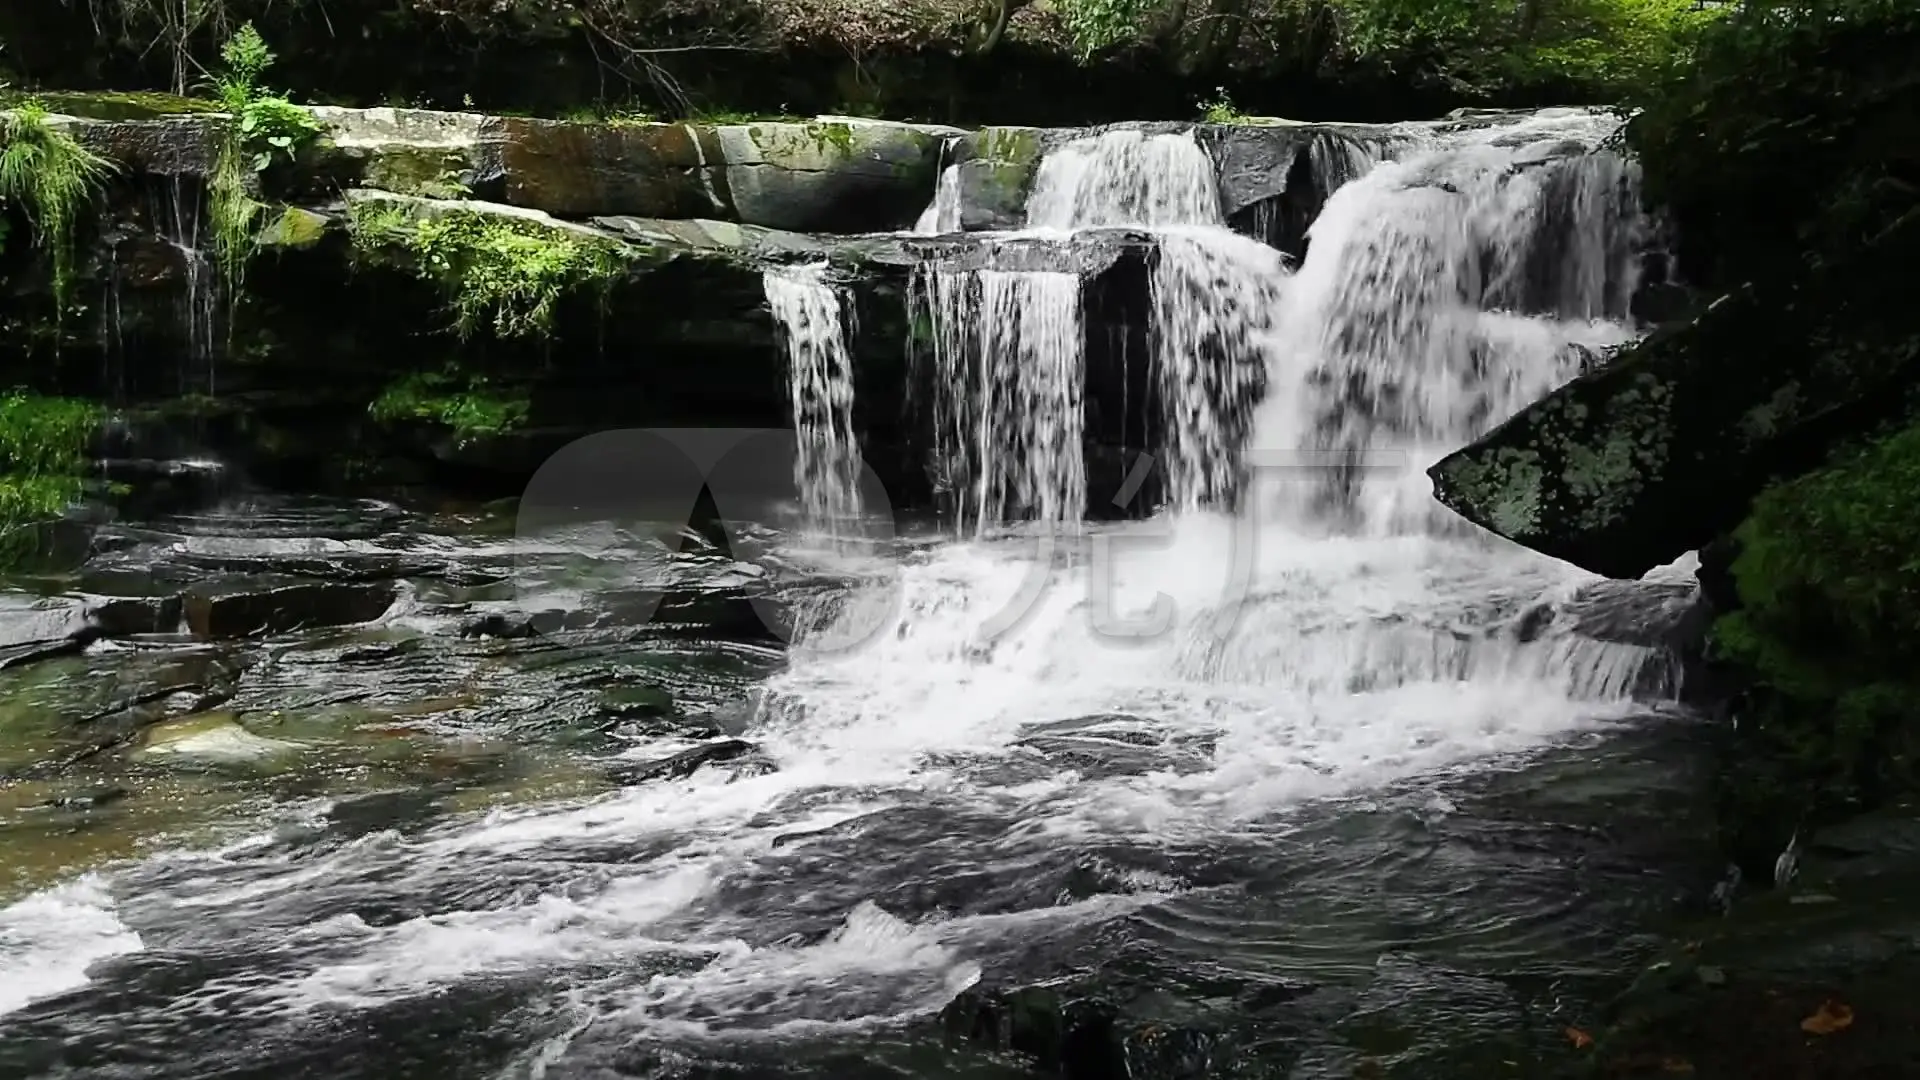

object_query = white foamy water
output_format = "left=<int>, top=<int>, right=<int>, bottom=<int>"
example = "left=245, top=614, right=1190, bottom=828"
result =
left=1252, top=109, right=1645, bottom=535
left=1025, top=128, right=1221, bottom=229
left=765, top=263, right=864, bottom=535
left=912, top=265, right=1086, bottom=533
left=0, top=875, right=144, bottom=1017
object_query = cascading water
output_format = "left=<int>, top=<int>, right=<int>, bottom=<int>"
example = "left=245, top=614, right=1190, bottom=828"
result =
left=1022, top=127, right=1290, bottom=510
left=769, top=108, right=1677, bottom=832
left=764, top=263, right=864, bottom=534
left=1025, top=128, right=1223, bottom=229
left=0, top=109, right=1708, bottom=1071
left=1253, top=109, right=1645, bottom=535
left=153, top=178, right=220, bottom=395
left=911, top=266, right=1085, bottom=534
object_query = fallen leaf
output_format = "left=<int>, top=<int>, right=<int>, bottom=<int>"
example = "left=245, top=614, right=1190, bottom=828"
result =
left=1801, top=999, right=1854, bottom=1035
left=1565, top=1026, right=1594, bottom=1049
left=1661, top=1057, right=1695, bottom=1074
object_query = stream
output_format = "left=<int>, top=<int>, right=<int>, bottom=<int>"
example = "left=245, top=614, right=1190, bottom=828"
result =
left=1, top=109, right=1731, bottom=1078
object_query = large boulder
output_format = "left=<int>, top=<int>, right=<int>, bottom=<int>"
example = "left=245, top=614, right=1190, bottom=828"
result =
left=1428, top=214, right=1920, bottom=579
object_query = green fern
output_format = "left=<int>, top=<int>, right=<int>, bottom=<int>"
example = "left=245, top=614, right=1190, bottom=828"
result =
left=0, top=104, right=115, bottom=312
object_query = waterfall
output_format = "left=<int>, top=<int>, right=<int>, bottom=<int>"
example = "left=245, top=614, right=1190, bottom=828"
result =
left=153, top=178, right=220, bottom=396
left=1250, top=109, right=1646, bottom=536
left=1025, top=128, right=1222, bottom=230
left=764, top=263, right=863, bottom=535
left=1149, top=228, right=1287, bottom=510
left=1021, top=127, right=1285, bottom=511
left=912, top=266, right=1085, bottom=535
left=914, top=137, right=965, bottom=235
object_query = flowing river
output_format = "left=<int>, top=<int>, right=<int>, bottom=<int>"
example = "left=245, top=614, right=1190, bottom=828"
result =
left=0, top=109, right=1721, bottom=1078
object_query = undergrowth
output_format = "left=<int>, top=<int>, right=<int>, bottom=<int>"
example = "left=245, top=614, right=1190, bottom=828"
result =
left=207, top=22, right=323, bottom=292
left=0, top=104, right=115, bottom=313
left=0, top=391, right=103, bottom=543
left=370, top=371, right=529, bottom=439
left=349, top=200, right=629, bottom=339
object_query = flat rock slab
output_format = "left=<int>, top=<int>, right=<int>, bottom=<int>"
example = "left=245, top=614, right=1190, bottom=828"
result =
left=183, top=580, right=399, bottom=639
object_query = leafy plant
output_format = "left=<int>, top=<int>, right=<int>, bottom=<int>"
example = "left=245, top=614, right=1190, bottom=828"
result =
left=205, top=23, right=321, bottom=292
left=0, top=390, right=103, bottom=545
left=0, top=104, right=115, bottom=312
left=237, top=96, right=322, bottom=169
left=1199, top=87, right=1248, bottom=124
left=370, top=371, right=530, bottom=440
left=351, top=200, right=629, bottom=340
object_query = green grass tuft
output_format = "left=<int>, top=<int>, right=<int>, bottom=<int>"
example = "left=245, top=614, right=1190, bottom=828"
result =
left=0, top=104, right=116, bottom=313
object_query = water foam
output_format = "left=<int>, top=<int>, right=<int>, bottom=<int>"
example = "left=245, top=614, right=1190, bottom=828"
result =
left=0, top=875, right=144, bottom=1017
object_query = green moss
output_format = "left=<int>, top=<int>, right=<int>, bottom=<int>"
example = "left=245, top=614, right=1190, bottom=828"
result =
left=0, top=392, right=103, bottom=542
left=370, top=372, right=529, bottom=439
left=976, top=126, right=1042, bottom=165
left=0, top=104, right=116, bottom=313
left=0, top=91, right=221, bottom=121
left=804, top=121, right=856, bottom=158
left=1437, top=445, right=1545, bottom=538
left=349, top=199, right=630, bottom=339
left=364, top=146, right=474, bottom=200
left=254, top=206, right=330, bottom=250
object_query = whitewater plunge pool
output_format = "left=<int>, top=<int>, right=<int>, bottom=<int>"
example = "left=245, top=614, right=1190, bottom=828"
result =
left=0, top=108, right=1739, bottom=1077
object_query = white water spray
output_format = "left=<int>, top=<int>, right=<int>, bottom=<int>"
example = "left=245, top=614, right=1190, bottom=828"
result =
left=912, top=266, right=1085, bottom=534
left=1252, top=109, right=1646, bottom=535
left=764, top=264, right=863, bottom=534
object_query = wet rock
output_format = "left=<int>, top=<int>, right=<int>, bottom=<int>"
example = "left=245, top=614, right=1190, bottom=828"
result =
left=942, top=985, right=1120, bottom=1075
left=1429, top=214, right=1920, bottom=578
left=183, top=580, right=399, bottom=638
left=54, top=110, right=223, bottom=176
left=313, top=108, right=953, bottom=231
left=606, top=739, right=758, bottom=786
left=943, top=126, right=1049, bottom=231
left=643, top=587, right=790, bottom=644
left=1560, top=579, right=1703, bottom=649
left=325, top=788, right=447, bottom=838
left=712, top=119, right=953, bottom=233
left=85, top=594, right=185, bottom=637
left=457, top=609, right=598, bottom=639
left=595, top=683, right=676, bottom=721
left=139, top=712, right=304, bottom=763
left=30, top=786, right=130, bottom=812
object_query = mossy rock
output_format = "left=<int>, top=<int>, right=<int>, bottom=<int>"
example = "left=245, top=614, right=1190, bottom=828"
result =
left=1, top=90, right=222, bottom=121
left=255, top=207, right=332, bottom=251
left=948, top=125, right=1047, bottom=231
left=712, top=118, right=950, bottom=233
left=1430, top=213, right=1920, bottom=579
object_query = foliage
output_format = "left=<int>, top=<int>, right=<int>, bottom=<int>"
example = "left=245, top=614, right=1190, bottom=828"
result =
left=1198, top=87, right=1250, bottom=124
left=0, top=104, right=115, bottom=312
left=350, top=200, right=629, bottom=339
left=1040, top=0, right=1725, bottom=97
left=370, top=371, right=530, bottom=438
left=0, top=391, right=102, bottom=537
left=1054, top=0, right=1162, bottom=58
left=206, top=23, right=322, bottom=292
left=1626, top=0, right=1920, bottom=287
left=1707, top=408, right=1920, bottom=838
left=1727, top=422, right=1920, bottom=679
